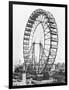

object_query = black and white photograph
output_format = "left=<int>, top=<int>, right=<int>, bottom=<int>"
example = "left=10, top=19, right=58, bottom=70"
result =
left=9, top=1, right=67, bottom=88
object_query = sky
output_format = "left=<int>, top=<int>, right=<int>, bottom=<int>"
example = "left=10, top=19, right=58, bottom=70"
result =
left=13, top=4, right=65, bottom=67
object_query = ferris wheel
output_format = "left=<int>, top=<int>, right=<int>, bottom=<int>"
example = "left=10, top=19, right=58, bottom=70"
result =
left=23, top=9, right=58, bottom=74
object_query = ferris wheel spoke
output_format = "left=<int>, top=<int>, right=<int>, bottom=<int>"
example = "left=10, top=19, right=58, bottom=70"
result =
left=44, top=31, right=50, bottom=36
left=44, top=48, right=49, bottom=52
left=42, top=51, right=48, bottom=57
left=41, top=46, right=49, bottom=57
left=45, top=44, right=50, bottom=45
left=44, top=37, right=50, bottom=40
left=41, top=23, right=49, bottom=31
